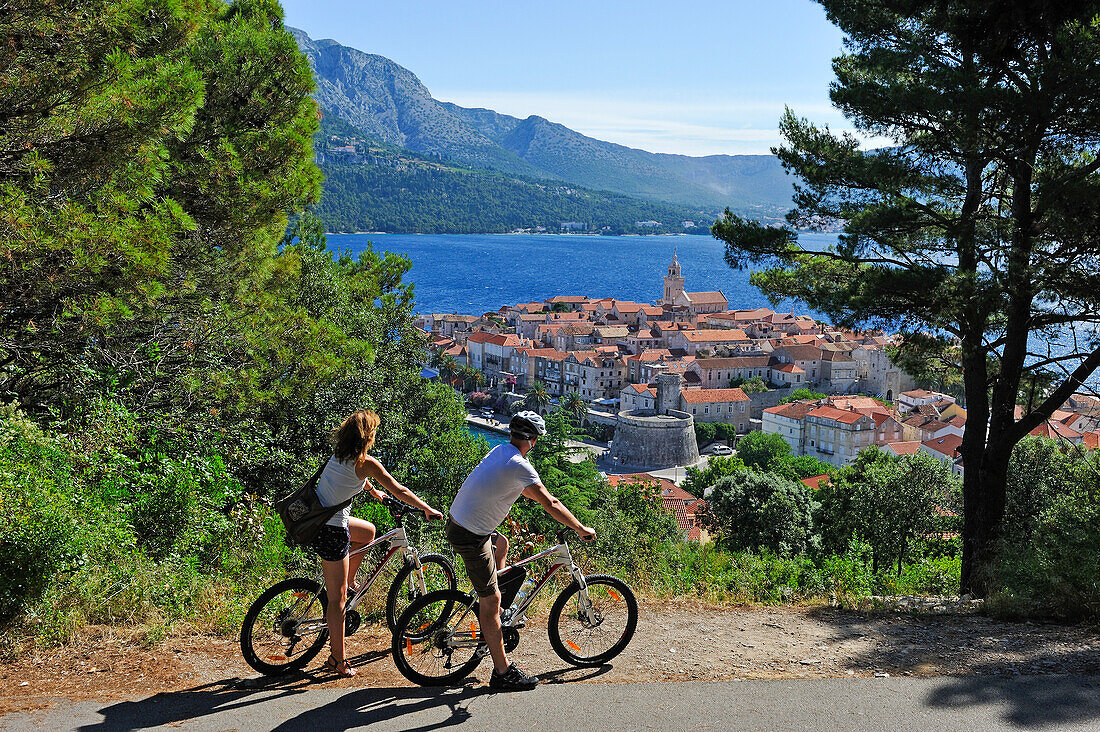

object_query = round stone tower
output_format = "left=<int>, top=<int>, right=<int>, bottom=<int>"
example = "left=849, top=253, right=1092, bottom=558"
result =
left=609, top=371, right=699, bottom=469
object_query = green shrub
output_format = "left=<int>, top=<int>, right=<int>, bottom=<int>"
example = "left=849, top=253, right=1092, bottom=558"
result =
left=0, top=413, right=83, bottom=625
left=734, top=431, right=792, bottom=472
left=704, top=469, right=815, bottom=556
left=993, top=445, right=1100, bottom=620
left=694, top=421, right=717, bottom=445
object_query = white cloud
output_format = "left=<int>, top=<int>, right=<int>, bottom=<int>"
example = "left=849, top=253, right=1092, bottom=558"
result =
left=435, top=90, right=883, bottom=156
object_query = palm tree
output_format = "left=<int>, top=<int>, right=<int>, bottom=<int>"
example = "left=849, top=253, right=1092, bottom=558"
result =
left=524, top=381, right=552, bottom=414
left=460, top=366, right=479, bottom=392
left=438, top=355, right=459, bottom=385
left=560, top=391, right=588, bottom=424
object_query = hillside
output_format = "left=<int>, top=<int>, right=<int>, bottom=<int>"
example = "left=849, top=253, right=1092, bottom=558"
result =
left=313, top=117, right=720, bottom=234
left=290, top=27, right=794, bottom=215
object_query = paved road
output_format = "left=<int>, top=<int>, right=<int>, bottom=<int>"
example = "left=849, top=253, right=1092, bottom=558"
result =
left=6, top=676, right=1100, bottom=731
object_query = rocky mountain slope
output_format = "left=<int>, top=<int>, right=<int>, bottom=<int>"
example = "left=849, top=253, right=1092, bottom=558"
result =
left=290, top=27, right=794, bottom=214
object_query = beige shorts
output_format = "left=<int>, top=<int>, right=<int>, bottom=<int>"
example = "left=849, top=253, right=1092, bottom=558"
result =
left=445, top=516, right=497, bottom=598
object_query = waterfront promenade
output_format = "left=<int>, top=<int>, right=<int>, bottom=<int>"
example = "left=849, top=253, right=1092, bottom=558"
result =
left=464, top=414, right=609, bottom=464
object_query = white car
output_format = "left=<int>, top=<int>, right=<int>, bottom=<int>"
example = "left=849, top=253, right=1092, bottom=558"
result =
left=711, top=445, right=734, bottom=456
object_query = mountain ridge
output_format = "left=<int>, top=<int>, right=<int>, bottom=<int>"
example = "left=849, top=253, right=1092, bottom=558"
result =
left=289, top=27, right=794, bottom=215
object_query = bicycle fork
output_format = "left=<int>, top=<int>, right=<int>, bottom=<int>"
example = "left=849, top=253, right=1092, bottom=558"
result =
left=564, top=548, right=598, bottom=626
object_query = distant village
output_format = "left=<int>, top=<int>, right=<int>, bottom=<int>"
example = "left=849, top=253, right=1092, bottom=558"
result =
left=416, top=254, right=1100, bottom=483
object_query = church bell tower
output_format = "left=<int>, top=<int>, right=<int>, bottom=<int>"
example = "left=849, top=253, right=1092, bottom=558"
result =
left=661, top=253, right=685, bottom=306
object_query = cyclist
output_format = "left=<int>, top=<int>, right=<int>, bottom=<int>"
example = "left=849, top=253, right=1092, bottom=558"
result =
left=314, top=409, right=444, bottom=678
left=446, top=410, right=596, bottom=691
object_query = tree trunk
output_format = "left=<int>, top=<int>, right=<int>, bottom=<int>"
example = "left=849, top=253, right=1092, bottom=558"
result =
left=960, top=442, right=1011, bottom=597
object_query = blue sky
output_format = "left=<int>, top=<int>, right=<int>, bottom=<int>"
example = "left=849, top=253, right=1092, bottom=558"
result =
left=279, top=0, right=854, bottom=156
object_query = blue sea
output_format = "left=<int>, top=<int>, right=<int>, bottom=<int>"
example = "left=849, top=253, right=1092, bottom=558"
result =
left=325, top=232, right=839, bottom=317
left=325, top=231, right=1099, bottom=393
left=468, top=425, right=509, bottom=448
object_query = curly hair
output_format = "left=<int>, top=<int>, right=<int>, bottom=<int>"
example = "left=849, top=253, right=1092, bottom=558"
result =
left=333, top=410, right=381, bottom=462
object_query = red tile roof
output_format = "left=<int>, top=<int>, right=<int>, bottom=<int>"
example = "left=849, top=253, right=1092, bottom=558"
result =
left=807, top=405, right=866, bottom=424
left=764, top=402, right=816, bottom=419
left=684, top=291, right=728, bottom=304
left=901, top=389, right=937, bottom=399
left=679, top=388, right=750, bottom=404
left=885, top=441, right=922, bottom=455
left=627, top=349, right=674, bottom=362
left=466, top=332, right=496, bottom=344
left=801, top=474, right=831, bottom=490
left=680, top=329, right=751, bottom=342
left=922, top=434, right=963, bottom=458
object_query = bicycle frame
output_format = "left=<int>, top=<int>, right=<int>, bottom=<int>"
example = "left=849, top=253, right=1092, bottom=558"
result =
left=443, top=537, right=595, bottom=649
left=294, top=524, right=429, bottom=636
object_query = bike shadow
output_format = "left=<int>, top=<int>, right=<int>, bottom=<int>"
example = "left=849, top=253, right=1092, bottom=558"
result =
left=78, top=678, right=485, bottom=732
left=536, top=664, right=614, bottom=684
left=78, top=656, right=612, bottom=731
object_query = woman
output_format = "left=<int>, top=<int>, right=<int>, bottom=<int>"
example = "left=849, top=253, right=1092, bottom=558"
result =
left=312, top=409, right=444, bottom=678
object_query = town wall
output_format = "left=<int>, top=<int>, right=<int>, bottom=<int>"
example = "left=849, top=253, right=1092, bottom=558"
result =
left=747, top=387, right=795, bottom=420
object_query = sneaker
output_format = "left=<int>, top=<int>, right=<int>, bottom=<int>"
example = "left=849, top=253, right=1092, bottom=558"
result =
left=489, top=662, right=539, bottom=691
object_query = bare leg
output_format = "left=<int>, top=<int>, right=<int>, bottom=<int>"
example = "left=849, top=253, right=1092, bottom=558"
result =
left=478, top=589, right=510, bottom=674
left=346, top=517, right=376, bottom=590
left=491, top=532, right=509, bottom=570
left=321, top=556, right=349, bottom=662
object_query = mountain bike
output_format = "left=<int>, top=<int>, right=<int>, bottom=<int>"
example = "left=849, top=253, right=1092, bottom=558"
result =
left=391, top=528, right=638, bottom=686
left=240, top=496, right=456, bottom=675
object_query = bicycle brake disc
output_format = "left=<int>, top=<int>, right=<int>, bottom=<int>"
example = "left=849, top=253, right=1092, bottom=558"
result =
left=502, top=626, right=520, bottom=652
left=344, top=610, right=362, bottom=636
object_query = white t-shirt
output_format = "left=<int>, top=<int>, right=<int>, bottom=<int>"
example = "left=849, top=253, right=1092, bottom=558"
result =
left=315, top=455, right=367, bottom=528
left=449, top=444, right=541, bottom=535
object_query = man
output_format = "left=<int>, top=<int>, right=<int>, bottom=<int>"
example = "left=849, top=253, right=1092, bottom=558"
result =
left=446, top=410, right=596, bottom=691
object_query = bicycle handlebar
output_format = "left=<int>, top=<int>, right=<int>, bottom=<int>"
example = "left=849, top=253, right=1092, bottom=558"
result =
left=381, top=495, right=440, bottom=521
left=557, top=527, right=596, bottom=544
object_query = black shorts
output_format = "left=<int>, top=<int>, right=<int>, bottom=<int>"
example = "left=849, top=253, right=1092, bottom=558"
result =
left=311, top=524, right=351, bottom=562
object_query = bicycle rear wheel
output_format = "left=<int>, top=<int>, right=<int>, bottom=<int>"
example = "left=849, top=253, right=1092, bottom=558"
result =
left=548, top=574, right=638, bottom=666
left=392, top=589, right=484, bottom=686
left=240, top=577, right=329, bottom=675
left=385, top=553, right=457, bottom=632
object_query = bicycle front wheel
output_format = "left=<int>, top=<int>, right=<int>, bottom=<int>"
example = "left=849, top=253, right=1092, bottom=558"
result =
left=240, top=577, right=329, bottom=675
left=392, top=589, right=484, bottom=686
left=548, top=574, right=638, bottom=666
left=385, top=553, right=457, bottom=632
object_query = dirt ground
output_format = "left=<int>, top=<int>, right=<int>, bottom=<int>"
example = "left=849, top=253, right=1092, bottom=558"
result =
left=2, top=598, right=1099, bottom=715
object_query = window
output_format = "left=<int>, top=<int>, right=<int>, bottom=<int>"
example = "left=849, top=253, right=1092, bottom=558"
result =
left=704, top=406, right=709, bottom=414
